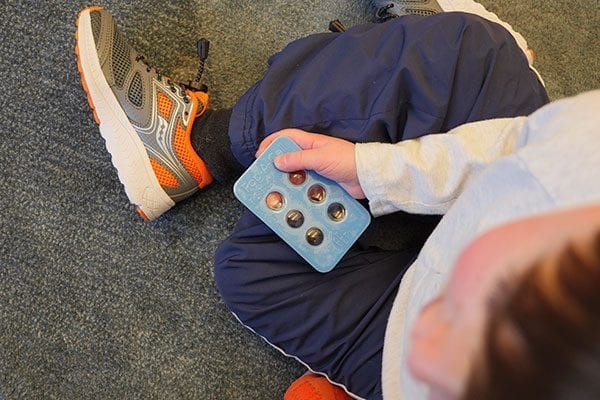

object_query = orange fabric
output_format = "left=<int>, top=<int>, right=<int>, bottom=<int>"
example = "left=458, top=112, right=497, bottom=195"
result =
left=150, top=158, right=179, bottom=188
left=173, top=118, right=213, bottom=188
left=284, top=373, right=351, bottom=400
left=173, top=90, right=213, bottom=188
left=191, top=91, right=210, bottom=117
left=85, top=5, right=104, bottom=12
left=157, top=92, right=174, bottom=119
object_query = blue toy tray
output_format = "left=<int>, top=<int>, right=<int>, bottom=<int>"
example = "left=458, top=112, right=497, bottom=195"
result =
left=233, top=136, right=371, bottom=273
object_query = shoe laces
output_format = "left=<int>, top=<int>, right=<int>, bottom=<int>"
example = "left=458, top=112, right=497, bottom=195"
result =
left=134, top=38, right=211, bottom=104
left=186, top=39, right=209, bottom=92
left=134, top=54, right=191, bottom=104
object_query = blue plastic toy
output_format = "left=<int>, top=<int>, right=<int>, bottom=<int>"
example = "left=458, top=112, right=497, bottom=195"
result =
left=234, top=136, right=371, bottom=273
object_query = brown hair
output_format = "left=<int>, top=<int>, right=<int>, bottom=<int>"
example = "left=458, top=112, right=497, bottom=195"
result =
left=462, top=227, right=600, bottom=400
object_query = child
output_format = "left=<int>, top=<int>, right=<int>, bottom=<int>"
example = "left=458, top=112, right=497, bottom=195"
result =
left=75, top=2, right=556, bottom=398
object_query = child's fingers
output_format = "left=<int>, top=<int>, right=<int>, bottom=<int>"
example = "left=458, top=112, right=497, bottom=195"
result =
left=273, top=148, right=323, bottom=172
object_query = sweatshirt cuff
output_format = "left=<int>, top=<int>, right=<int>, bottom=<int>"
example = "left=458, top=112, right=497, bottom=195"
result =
left=355, top=142, right=408, bottom=217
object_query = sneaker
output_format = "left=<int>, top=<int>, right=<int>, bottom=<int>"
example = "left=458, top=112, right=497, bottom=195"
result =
left=370, top=0, right=443, bottom=22
left=75, top=6, right=213, bottom=221
left=284, top=373, right=352, bottom=400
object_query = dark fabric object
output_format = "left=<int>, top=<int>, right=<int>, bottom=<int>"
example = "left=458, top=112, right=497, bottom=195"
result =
left=0, top=0, right=596, bottom=399
left=215, top=211, right=416, bottom=399
left=228, top=12, right=549, bottom=168
left=216, top=12, right=549, bottom=399
left=191, top=108, right=242, bottom=182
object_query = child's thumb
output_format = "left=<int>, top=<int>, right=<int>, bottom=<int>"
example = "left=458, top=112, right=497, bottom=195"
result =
left=274, top=149, right=321, bottom=173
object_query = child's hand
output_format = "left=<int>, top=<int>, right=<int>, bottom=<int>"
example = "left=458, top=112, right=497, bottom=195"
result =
left=257, top=128, right=366, bottom=199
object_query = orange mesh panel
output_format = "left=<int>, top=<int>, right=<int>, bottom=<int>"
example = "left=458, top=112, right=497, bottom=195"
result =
left=157, top=92, right=173, bottom=119
left=150, top=158, right=179, bottom=188
left=173, top=117, right=213, bottom=188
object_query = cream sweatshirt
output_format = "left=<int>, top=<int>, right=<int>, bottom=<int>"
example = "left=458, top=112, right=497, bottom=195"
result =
left=355, top=90, right=600, bottom=399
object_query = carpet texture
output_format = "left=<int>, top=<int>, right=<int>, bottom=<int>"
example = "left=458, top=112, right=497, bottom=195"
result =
left=0, top=0, right=598, bottom=399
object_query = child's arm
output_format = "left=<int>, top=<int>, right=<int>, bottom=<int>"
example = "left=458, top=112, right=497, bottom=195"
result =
left=357, top=117, right=528, bottom=216
left=258, top=116, right=528, bottom=216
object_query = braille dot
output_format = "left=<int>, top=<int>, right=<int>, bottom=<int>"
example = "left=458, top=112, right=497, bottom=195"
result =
left=328, top=203, right=346, bottom=222
left=288, top=170, right=307, bottom=185
left=286, top=210, right=304, bottom=228
left=306, top=227, right=324, bottom=246
left=266, top=191, right=285, bottom=211
left=307, top=184, right=326, bottom=203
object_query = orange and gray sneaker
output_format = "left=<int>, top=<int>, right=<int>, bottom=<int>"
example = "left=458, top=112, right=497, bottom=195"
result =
left=75, top=6, right=213, bottom=220
left=284, top=373, right=352, bottom=400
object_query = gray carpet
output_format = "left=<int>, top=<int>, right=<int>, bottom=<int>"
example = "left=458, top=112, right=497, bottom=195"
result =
left=0, top=0, right=598, bottom=399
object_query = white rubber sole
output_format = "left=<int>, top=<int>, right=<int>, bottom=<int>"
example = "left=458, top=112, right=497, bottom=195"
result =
left=75, top=7, right=174, bottom=221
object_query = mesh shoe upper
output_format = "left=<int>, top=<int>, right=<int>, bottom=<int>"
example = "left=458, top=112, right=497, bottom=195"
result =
left=88, top=8, right=212, bottom=203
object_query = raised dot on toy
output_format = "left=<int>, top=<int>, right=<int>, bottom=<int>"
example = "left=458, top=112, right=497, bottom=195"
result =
left=306, top=227, right=324, bottom=246
left=289, top=170, right=306, bottom=185
left=266, top=191, right=285, bottom=210
left=308, top=184, right=326, bottom=203
left=286, top=210, right=304, bottom=228
left=328, top=203, right=346, bottom=222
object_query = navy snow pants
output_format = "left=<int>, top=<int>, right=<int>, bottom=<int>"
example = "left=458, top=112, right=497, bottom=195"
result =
left=214, top=12, right=549, bottom=399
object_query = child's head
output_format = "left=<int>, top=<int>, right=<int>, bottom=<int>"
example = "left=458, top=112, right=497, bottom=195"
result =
left=408, top=205, right=600, bottom=400
left=462, top=223, right=600, bottom=400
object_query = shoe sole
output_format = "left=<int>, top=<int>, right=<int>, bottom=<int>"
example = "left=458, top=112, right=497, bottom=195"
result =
left=75, top=6, right=174, bottom=221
